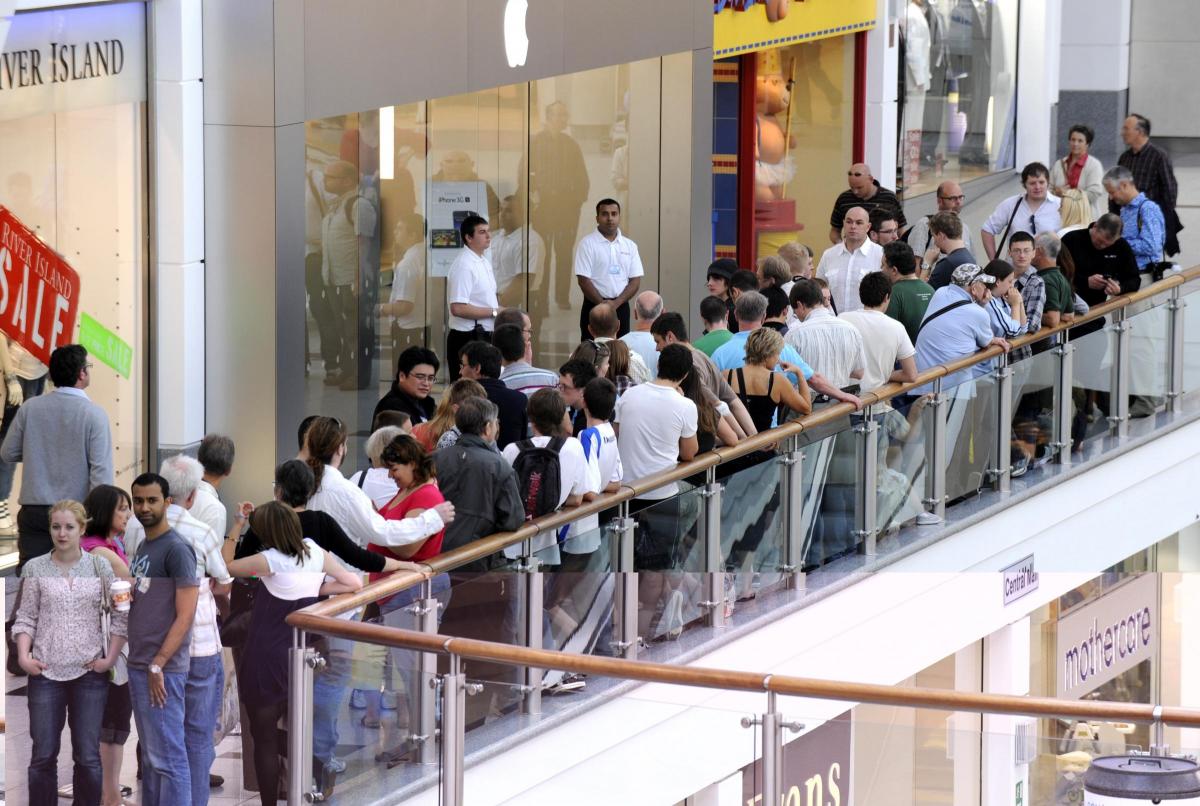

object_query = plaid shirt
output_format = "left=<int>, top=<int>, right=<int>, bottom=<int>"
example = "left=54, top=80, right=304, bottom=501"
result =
left=614, top=374, right=637, bottom=397
left=1116, top=141, right=1178, bottom=210
left=1012, top=271, right=1047, bottom=361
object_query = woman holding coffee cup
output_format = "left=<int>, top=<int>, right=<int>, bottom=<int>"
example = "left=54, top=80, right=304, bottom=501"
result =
left=82, top=485, right=137, bottom=806
left=11, top=499, right=127, bottom=806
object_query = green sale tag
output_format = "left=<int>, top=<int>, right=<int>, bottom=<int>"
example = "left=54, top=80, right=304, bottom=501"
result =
left=78, top=313, right=133, bottom=379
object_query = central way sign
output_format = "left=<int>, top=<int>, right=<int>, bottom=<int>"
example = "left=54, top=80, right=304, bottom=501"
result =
left=0, top=206, right=81, bottom=366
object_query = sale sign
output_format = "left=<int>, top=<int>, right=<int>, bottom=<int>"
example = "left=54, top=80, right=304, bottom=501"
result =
left=0, top=206, right=82, bottom=366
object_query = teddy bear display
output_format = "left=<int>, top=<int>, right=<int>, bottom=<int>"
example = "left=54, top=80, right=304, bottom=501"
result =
left=714, top=0, right=790, bottom=22
left=754, top=48, right=796, bottom=202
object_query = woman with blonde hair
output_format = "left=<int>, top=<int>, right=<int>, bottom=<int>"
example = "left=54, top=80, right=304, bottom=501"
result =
left=410, top=378, right=487, bottom=452
left=728, top=328, right=811, bottom=431
left=13, top=499, right=126, bottom=806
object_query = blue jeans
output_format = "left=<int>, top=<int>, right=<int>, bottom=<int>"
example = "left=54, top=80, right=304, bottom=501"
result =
left=311, top=639, right=351, bottom=765
left=185, top=653, right=224, bottom=805
left=27, top=671, right=108, bottom=806
left=128, top=668, right=190, bottom=806
left=0, top=376, right=46, bottom=499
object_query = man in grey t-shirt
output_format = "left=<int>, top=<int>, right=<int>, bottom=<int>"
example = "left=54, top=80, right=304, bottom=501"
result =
left=127, top=473, right=198, bottom=806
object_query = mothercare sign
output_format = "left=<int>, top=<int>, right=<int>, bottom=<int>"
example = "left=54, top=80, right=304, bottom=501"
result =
left=0, top=206, right=81, bottom=366
left=1056, top=574, right=1158, bottom=700
left=0, top=0, right=145, bottom=121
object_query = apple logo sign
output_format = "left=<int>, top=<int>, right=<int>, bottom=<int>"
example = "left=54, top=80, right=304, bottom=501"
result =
left=504, top=0, right=529, bottom=68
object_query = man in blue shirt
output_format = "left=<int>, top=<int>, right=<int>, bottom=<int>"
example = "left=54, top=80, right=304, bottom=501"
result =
left=1104, top=165, right=1165, bottom=272
left=915, top=264, right=1012, bottom=395
left=712, top=290, right=862, bottom=409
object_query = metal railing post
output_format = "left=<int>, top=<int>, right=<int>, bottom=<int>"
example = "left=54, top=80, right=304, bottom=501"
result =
left=854, top=406, right=879, bottom=555
left=1167, top=287, right=1186, bottom=412
left=610, top=501, right=640, bottom=659
left=440, top=653, right=466, bottom=806
left=517, top=537, right=543, bottom=715
left=288, top=628, right=322, bottom=805
left=1053, top=339, right=1074, bottom=465
left=1109, top=308, right=1131, bottom=437
left=701, top=466, right=727, bottom=627
left=761, top=691, right=781, bottom=806
left=919, top=377, right=947, bottom=525
left=411, top=579, right=440, bottom=764
left=779, top=434, right=806, bottom=591
left=990, top=352, right=1013, bottom=491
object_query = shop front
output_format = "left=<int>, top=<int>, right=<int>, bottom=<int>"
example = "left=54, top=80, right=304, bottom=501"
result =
left=711, top=0, right=875, bottom=267
left=0, top=0, right=148, bottom=565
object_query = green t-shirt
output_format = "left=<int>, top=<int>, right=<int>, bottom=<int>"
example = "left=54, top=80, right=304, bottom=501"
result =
left=886, top=278, right=935, bottom=344
left=1038, top=266, right=1074, bottom=315
left=693, top=328, right=734, bottom=357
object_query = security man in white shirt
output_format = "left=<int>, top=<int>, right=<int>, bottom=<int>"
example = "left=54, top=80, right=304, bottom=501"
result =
left=816, top=205, right=883, bottom=314
left=574, top=198, right=644, bottom=342
left=447, top=213, right=500, bottom=381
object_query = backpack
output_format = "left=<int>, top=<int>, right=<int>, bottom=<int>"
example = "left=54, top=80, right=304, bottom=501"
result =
left=512, top=436, right=566, bottom=522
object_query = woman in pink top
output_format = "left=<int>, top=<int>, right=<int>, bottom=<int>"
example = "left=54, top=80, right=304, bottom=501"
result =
left=81, top=484, right=135, bottom=806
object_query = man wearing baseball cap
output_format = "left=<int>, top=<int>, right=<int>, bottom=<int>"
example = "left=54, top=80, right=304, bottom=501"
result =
left=914, top=263, right=1011, bottom=395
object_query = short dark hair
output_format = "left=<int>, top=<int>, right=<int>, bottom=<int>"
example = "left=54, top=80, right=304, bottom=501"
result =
left=929, top=211, right=963, bottom=239
left=884, top=241, right=917, bottom=275
left=49, top=344, right=88, bottom=388
left=558, top=358, right=597, bottom=391
left=494, top=307, right=527, bottom=331
left=297, top=415, right=320, bottom=450
left=699, top=296, right=728, bottom=326
left=494, top=324, right=526, bottom=362
left=528, top=388, right=567, bottom=436
left=869, top=208, right=898, bottom=232
left=582, top=377, right=617, bottom=421
left=595, top=198, right=620, bottom=215
left=1068, top=124, right=1095, bottom=146
left=274, top=459, right=315, bottom=507
left=131, top=472, right=169, bottom=499
left=371, top=410, right=412, bottom=432
left=1020, top=162, right=1050, bottom=184
left=460, top=341, right=502, bottom=379
left=788, top=278, right=824, bottom=309
left=983, top=259, right=1015, bottom=283
left=82, top=484, right=132, bottom=539
left=381, top=435, right=434, bottom=485
left=460, top=213, right=488, bottom=243
left=1094, top=212, right=1124, bottom=238
left=197, top=434, right=235, bottom=477
left=858, top=272, right=892, bottom=308
left=1009, top=231, right=1035, bottom=248
left=396, top=346, right=440, bottom=376
left=730, top=269, right=759, bottom=293
left=762, top=285, right=789, bottom=319
left=656, top=343, right=693, bottom=382
left=651, top=311, right=688, bottom=342
left=455, top=396, right=498, bottom=436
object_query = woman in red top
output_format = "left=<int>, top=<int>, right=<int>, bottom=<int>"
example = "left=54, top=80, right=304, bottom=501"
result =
left=368, top=434, right=451, bottom=758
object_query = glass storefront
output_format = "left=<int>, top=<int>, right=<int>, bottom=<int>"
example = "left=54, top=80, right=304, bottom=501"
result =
left=0, top=1, right=148, bottom=495
left=898, top=0, right=1019, bottom=197
left=302, top=55, right=691, bottom=452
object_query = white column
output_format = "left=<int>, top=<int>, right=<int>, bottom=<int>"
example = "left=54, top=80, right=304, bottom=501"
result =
left=1015, top=0, right=1064, bottom=169
left=864, top=0, right=898, bottom=190
left=153, top=0, right=206, bottom=453
left=1060, top=0, right=1130, bottom=94
left=982, top=617, right=1032, bottom=806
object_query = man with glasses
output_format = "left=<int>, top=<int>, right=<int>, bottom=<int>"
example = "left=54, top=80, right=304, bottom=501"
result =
left=828, top=163, right=906, bottom=245
left=1008, top=232, right=1045, bottom=359
left=557, top=359, right=598, bottom=437
left=868, top=209, right=901, bottom=247
left=1, top=344, right=112, bottom=571
left=373, top=346, right=440, bottom=426
left=903, top=180, right=973, bottom=261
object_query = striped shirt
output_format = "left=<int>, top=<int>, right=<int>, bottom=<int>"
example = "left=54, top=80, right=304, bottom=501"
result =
left=500, top=361, right=558, bottom=396
left=1117, top=141, right=1178, bottom=211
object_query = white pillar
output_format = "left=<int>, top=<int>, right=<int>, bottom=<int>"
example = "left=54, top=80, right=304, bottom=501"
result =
left=153, top=0, right=206, bottom=456
left=864, top=0, right=898, bottom=190
left=982, top=617, right=1032, bottom=806
left=1015, top=0, right=1063, bottom=169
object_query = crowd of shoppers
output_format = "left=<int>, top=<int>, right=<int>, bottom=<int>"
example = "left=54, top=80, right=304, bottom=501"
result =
left=4, top=113, right=1180, bottom=804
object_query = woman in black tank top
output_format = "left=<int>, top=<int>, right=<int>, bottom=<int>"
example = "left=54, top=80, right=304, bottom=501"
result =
left=725, top=328, right=811, bottom=433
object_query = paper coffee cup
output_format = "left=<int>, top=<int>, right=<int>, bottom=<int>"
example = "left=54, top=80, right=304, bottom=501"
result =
left=111, top=580, right=132, bottom=612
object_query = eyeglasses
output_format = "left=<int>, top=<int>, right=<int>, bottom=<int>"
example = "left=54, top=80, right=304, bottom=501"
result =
left=878, top=227, right=899, bottom=236
left=556, top=382, right=575, bottom=392
left=407, top=372, right=436, bottom=383
left=938, top=195, right=965, bottom=202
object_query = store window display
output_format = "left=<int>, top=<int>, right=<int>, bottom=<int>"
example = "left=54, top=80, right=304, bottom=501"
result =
left=899, top=0, right=1018, bottom=197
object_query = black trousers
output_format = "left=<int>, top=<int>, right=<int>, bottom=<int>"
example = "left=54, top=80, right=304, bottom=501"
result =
left=446, top=328, right=492, bottom=382
left=579, top=298, right=630, bottom=343
left=16, top=504, right=51, bottom=574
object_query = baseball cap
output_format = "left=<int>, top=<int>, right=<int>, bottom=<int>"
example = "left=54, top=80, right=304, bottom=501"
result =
left=706, top=258, right=738, bottom=282
left=951, top=263, right=996, bottom=288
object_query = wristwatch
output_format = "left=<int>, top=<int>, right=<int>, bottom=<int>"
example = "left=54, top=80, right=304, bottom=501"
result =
left=148, top=663, right=163, bottom=675
left=491, top=307, right=498, bottom=318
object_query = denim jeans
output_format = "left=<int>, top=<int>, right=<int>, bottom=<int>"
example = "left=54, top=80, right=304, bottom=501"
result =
left=311, top=638, right=351, bottom=765
left=128, top=668, right=190, bottom=806
left=27, top=671, right=108, bottom=806
left=185, top=653, right=224, bottom=805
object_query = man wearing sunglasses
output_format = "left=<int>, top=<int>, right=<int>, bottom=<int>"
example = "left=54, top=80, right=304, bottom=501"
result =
left=828, top=163, right=906, bottom=245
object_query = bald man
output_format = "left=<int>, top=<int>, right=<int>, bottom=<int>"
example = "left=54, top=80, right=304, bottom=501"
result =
left=816, top=205, right=883, bottom=314
left=904, top=180, right=974, bottom=265
left=829, top=162, right=906, bottom=244
left=621, top=290, right=664, bottom=378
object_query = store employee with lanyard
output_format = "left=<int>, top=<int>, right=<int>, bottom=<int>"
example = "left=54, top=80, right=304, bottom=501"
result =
left=447, top=213, right=500, bottom=381
left=574, top=198, right=644, bottom=342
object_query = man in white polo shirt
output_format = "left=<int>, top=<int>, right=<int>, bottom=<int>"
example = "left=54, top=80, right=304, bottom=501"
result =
left=447, top=213, right=500, bottom=381
left=574, top=198, right=644, bottom=342
left=815, top=205, right=883, bottom=314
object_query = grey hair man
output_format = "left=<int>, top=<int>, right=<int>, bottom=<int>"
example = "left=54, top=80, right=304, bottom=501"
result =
left=1116, top=113, right=1179, bottom=255
left=347, top=425, right=406, bottom=508
left=621, top=290, right=663, bottom=378
left=193, top=434, right=235, bottom=538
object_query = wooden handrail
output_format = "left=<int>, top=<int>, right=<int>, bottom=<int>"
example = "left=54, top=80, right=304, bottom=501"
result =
left=283, top=616, right=1200, bottom=727
left=297, top=264, right=1200, bottom=620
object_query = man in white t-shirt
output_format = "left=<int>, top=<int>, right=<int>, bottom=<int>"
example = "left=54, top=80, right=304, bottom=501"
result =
left=447, top=213, right=500, bottom=381
left=838, top=272, right=918, bottom=394
left=574, top=198, right=644, bottom=341
left=501, top=387, right=598, bottom=565
left=379, top=213, right=428, bottom=354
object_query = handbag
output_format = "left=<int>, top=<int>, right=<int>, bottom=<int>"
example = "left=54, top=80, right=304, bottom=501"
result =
left=220, top=577, right=260, bottom=648
left=94, top=553, right=112, bottom=658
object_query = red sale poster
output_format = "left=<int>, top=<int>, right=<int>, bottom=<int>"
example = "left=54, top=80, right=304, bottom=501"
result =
left=0, top=206, right=82, bottom=366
